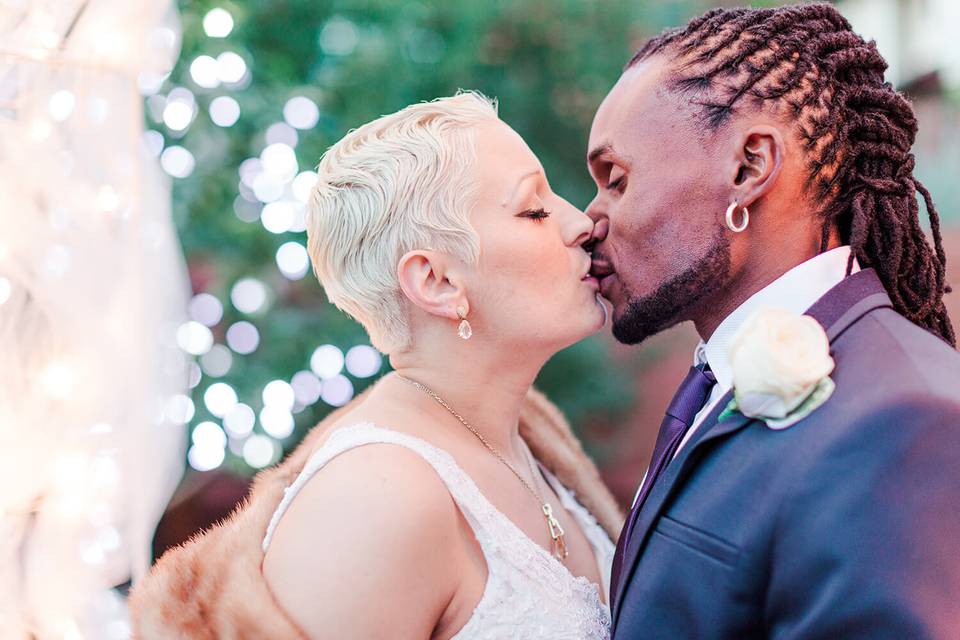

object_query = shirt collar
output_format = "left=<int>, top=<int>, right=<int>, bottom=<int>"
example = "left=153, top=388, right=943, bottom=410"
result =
left=694, top=246, right=859, bottom=390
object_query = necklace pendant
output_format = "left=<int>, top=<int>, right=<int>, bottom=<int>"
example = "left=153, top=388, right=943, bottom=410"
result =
left=542, top=503, right=569, bottom=560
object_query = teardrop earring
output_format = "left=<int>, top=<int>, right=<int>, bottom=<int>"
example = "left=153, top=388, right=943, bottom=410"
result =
left=456, top=306, right=473, bottom=340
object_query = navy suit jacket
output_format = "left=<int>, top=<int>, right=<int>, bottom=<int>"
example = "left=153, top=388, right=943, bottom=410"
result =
left=611, top=269, right=960, bottom=639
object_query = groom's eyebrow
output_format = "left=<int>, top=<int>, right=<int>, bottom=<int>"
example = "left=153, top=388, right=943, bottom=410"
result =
left=588, top=143, right=612, bottom=164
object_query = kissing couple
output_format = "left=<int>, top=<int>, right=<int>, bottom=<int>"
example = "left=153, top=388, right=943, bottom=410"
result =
left=131, top=4, right=960, bottom=639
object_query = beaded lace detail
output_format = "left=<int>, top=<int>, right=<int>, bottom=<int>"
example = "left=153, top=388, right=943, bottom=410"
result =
left=263, top=422, right=613, bottom=639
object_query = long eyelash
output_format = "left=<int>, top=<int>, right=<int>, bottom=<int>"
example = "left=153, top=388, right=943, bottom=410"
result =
left=607, top=176, right=625, bottom=192
left=520, top=207, right=552, bottom=221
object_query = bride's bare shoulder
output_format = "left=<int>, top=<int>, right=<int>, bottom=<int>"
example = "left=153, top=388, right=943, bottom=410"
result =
left=262, top=440, right=463, bottom=638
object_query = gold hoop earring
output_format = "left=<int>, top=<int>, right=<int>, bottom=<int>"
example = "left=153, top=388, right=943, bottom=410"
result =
left=725, top=201, right=749, bottom=233
left=456, top=306, right=473, bottom=340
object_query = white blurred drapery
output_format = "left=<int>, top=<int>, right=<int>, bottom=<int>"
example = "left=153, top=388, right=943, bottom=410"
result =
left=0, top=1, right=188, bottom=637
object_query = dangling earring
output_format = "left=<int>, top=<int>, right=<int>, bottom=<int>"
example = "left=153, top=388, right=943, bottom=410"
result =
left=456, top=306, right=473, bottom=340
left=725, top=201, right=749, bottom=233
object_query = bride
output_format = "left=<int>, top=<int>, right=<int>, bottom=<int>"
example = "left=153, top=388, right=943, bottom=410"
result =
left=130, top=92, right=623, bottom=639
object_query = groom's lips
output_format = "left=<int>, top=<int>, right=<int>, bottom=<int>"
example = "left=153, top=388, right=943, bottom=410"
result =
left=589, top=259, right=616, bottom=298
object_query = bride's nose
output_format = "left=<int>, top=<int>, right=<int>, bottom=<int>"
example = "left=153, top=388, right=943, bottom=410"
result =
left=563, top=203, right=595, bottom=248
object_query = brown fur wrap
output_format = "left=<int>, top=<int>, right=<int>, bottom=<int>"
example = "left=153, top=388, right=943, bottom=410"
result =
left=129, top=387, right=624, bottom=639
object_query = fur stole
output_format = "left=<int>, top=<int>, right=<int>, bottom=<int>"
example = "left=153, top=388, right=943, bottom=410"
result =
left=129, top=387, right=624, bottom=638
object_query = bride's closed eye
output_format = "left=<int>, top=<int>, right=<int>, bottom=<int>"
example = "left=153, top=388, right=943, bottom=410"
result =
left=519, top=207, right=552, bottom=222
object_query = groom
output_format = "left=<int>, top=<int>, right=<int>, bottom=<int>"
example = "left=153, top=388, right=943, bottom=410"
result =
left=586, top=4, right=960, bottom=638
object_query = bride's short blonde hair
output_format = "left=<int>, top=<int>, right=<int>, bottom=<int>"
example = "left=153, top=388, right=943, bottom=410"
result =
left=306, top=91, right=498, bottom=354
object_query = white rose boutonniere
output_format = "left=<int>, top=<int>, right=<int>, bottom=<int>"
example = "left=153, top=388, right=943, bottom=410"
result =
left=718, top=307, right=836, bottom=429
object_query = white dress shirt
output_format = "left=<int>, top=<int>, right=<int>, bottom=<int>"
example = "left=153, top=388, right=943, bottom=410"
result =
left=630, top=246, right=859, bottom=508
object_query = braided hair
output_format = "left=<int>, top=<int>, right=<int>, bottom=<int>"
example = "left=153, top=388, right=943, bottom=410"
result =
left=630, top=3, right=955, bottom=346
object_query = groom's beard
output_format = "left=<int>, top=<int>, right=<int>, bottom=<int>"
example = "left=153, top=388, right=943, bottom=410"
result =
left=612, top=231, right=731, bottom=345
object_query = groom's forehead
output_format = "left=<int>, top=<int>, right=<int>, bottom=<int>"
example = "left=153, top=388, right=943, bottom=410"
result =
left=591, top=60, right=674, bottom=143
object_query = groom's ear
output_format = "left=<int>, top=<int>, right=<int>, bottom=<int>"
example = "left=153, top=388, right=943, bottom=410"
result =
left=728, top=124, right=785, bottom=210
left=396, top=250, right=464, bottom=321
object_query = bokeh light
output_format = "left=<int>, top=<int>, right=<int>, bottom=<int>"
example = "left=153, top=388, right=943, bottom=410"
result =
left=345, top=345, right=383, bottom=378
left=203, top=8, right=235, bottom=38
left=290, top=370, right=322, bottom=406
left=283, top=96, right=320, bottom=130
left=176, top=321, right=214, bottom=355
left=160, top=146, right=196, bottom=178
left=209, top=96, right=241, bottom=127
left=242, top=435, right=277, bottom=469
left=230, top=278, right=268, bottom=313
left=262, top=379, right=295, bottom=411
left=259, top=406, right=295, bottom=439
left=188, top=292, right=223, bottom=327
left=276, top=241, right=310, bottom=279
left=225, top=320, right=260, bottom=354
left=310, top=344, right=344, bottom=379
left=216, top=51, right=247, bottom=84
left=223, top=403, right=256, bottom=438
left=203, top=382, right=238, bottom=417
left=200, top=344, right=233, bottom=377
left=189, top=55, right=220, bottom=89
left=320, top=374, right=354, bottom=407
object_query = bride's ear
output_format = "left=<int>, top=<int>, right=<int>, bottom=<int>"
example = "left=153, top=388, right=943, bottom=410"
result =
left=397, top=250, right=465, bottom=321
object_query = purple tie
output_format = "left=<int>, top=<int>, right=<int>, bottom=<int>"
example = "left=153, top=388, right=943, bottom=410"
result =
left=610, top=363, right=717, bottom=592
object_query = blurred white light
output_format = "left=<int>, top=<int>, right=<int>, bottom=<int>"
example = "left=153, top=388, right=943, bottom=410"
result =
left=320, top=374, right=354, bottom=407
left=188, top=361, right=203, bottom=388
left=291, top=370, right=322, bottom=405
left=252, top=172, right=285, bottom=203
left=192, top=421, right=228, bottom=449
left=234, top=195, right=261, bottom=223
left=203, top=8, right=235, bottom=38
left=310, top=344, right=344, bottom=379
left=200, top=344, right=233, bottom=377
left=239, top=158, right=262, bottom=188
left=190, top=55, right=221, bottom=89
left=189, top=292, right=224, bottom=326
left=262, top=379, right=295, bottom=411
left=283, top=96, right=320, bottom=130
left=319, top=16, right=358, bottom=56
left=276, top=241, right=310, bottom=280
left=260, top=201, right=296, bottom=234
left=142, top=130, right=164, bottom=157
left=163, top=100, right=194, bottom=131
left=138, top=71, right=167, bottom=96
left=231, top=278, right=268, bottom=313
left=289, top=203, right=308, bottom=232
left=0, top=277, right=11, bottom=305
left=188, top=443, right=225, bottom=472
left=266, top=122, right=298, bottom=147
left=160, top=145, right=196, bottom=178
left=217, top=51, right=247, bottom=84
left=40, top=361, right=73, bottom=398
left=164, top=394, right=195, bottom=424
left=203, top=382, right=238, bottom=417
left=223, top=402, right=255, bottom=437
left=226, top=321, right=260, bottom=354
left=176, top=320, right=214, bottom=355
left=49, top=90, right=75, bottom=121
left=29, top=118, right=52, bottom=140
left=210, top=95, right=240, bottom=127
left=259, top=405, right=295, bottom=439
left=243, top=434, right=276, bottom=468
left=260, top=143, right=298, bottom=182
left=291, top=171, right=318, bottom=203
left=345, top=345, right=383, bottom=378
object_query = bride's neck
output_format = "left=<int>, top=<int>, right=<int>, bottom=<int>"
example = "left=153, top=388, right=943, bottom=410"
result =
left=388, top=347, right=546, bottom=459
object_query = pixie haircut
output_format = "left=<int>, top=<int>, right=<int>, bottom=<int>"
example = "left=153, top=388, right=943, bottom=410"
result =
left=306, top=92, right=498, bottom=353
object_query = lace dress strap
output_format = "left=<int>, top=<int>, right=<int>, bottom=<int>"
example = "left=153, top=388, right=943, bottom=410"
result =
left=262, top=422, right=502, bottom=553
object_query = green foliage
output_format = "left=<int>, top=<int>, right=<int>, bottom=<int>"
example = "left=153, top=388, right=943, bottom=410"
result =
left=165, top=0, right=707, bottom=473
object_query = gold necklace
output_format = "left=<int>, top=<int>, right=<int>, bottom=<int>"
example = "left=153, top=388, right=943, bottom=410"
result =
left=398, top=375, right=569, bottom=562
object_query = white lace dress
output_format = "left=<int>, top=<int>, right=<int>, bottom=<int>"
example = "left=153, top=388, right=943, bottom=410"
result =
left=262, top=422, right=614, bottom=639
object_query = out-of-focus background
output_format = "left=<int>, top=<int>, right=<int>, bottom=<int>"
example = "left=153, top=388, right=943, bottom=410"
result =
left=1, top=0, right=957, bottom=636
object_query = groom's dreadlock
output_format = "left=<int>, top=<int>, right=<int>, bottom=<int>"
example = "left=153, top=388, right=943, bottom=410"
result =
left=629, top=3, right=955, bottom=346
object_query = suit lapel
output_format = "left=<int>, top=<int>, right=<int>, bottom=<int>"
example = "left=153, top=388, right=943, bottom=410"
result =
left=610, top=269, right=892, bottom=629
